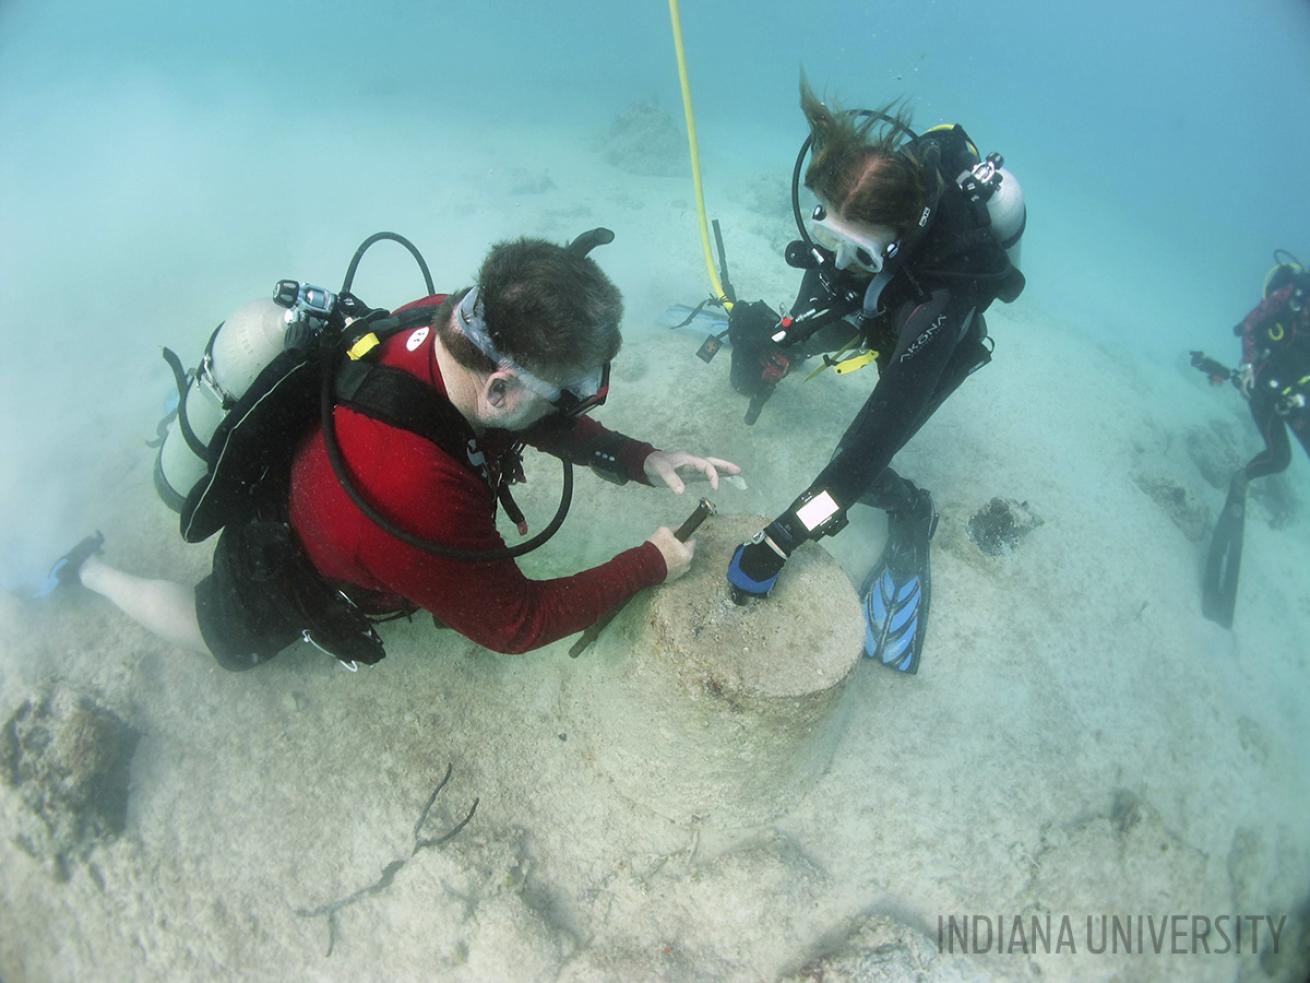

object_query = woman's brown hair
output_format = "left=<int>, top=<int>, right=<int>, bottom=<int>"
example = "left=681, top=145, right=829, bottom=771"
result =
left=800, top=77, right=934, bottom=237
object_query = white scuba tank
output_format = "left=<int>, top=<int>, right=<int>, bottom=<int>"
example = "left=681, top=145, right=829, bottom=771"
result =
left=155, top=298, right=289, bottom=510
left=988, top=166, right=1025, bottom=270
left=957, top=159, right=1025, bottom=271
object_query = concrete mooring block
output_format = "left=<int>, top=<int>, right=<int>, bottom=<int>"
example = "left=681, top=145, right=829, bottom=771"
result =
left=565, top=515, right=863, bottom=828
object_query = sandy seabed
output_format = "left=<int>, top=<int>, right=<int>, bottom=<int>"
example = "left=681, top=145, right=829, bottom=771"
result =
left=2, top=129, right=1309, bottom=983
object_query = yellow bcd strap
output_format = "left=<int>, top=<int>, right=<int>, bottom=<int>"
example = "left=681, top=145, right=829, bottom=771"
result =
left=1281, top=374, right=1310, bottom=397
left=346, top=332, right=381, bottom=361
left=1269, top=322, right=1286, bottom=342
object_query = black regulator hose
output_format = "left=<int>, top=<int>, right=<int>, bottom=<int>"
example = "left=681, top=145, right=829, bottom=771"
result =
left=318, top=326, right=576, bottom=561
left=340, top=231, right=436, bottom=298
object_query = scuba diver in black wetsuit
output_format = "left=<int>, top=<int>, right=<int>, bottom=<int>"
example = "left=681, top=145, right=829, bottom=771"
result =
left=1195, top=251, right=1310, bottom=629
left=725, top=81, right=1026, bottom=673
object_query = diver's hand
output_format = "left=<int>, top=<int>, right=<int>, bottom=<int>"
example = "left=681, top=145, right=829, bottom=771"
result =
left=727, top=531, right=789, bottom=604
left=643, top=451, right=741, bottom=495
left=1237, top=362, right=1255, bottom=398
left=647, top=526, right=695, bottom=582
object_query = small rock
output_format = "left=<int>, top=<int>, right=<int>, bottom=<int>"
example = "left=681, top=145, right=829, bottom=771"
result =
left=967, top=498, right=1044, bottom=556
left=1, top=690, right=139, bottom=878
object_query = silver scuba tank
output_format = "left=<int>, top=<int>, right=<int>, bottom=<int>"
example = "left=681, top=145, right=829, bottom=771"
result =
left=958, top=153, right=1026, bottom=270
left=154, top=298, right=290, bottom=511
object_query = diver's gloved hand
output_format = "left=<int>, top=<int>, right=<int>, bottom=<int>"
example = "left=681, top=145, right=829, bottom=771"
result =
left=726, top=515, right=804, bottom=604
left=727, top=533, right=790, bottom=604
left=727, top=489, right=849, bottom=602
left=1237, top=362, right=1255, bottom=398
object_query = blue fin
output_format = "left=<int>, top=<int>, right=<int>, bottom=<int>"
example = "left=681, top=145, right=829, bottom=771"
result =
left=863, top=566, right=926, bottom=673
left=861, top=491, right=935, bottom=674
left=31, top=531, right=104, bottom=599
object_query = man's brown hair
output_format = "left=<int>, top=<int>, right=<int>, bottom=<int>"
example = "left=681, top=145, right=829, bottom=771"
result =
left=436, top=238, right=623, bottom=382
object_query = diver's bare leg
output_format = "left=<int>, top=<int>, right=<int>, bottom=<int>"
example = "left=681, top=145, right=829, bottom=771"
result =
left=78, top=555, right=208, bottom=655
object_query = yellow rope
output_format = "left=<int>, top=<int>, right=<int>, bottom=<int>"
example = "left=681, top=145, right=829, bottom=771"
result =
left=668, top=0, right=732, bottom=312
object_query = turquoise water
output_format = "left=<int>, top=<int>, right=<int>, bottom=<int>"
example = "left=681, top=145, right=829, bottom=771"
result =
left=5, top=1, right=1309, bottom=348
left=2, top=1, right=1309, bottom=979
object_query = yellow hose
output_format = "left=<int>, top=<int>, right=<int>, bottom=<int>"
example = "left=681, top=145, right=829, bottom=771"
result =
left=668, top=0, right=732, bottom=312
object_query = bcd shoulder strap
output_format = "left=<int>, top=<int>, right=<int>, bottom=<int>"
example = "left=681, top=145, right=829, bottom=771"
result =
left=334, top=359, right=475, bottom=467
left=331, top=306, right=481, bottom=469
left=332, top=329, right=530, bottom=528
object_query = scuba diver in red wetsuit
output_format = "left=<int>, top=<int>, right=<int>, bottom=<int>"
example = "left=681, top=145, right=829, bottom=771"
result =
left=1195, top=251, right=1310, bottom=628
left=44, top=233, right=739, bottom=669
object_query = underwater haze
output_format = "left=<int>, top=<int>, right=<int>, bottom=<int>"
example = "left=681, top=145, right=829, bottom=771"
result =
left=3, top=0, right=1310, bottom=574
left=2, top=0, right=1310, bottom=980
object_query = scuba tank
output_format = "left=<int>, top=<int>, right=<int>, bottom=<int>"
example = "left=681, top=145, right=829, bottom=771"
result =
left=773, top=117, right=1026, bottom=354
left=957, top=153, right=1025, bottom=270
left=154, top=297, right=293, bottom=511
left=1262, top=248, right=1304, bottom=299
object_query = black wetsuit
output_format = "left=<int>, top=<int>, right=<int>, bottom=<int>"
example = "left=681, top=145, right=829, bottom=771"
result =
left=795, top=129, right=1020, bottom=516
left=799, top=268, right=995, bottom=514
left=1235, top=282, right=1310, bottom=481
left=1244, top=377, right=1310, bottom=480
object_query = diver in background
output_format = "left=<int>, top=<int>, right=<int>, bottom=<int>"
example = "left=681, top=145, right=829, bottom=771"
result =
left=1200, top=253, right=1310, bottom=628
left=725, top=80, right=1026, bottom=673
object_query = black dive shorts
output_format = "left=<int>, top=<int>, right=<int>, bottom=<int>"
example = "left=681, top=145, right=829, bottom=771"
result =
left=195, top=521, right=385, bottom=671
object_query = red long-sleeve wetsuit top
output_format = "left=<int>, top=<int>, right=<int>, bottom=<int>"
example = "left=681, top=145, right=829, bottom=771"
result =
left=287, top=294, right=667, bottom=653
left=1235, top=283, right=1310, bottom=367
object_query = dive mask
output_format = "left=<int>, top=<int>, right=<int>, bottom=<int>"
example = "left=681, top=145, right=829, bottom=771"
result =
left=456, top=287, right=610, bottom=418
left=809, top=205, right=897, bottom=275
